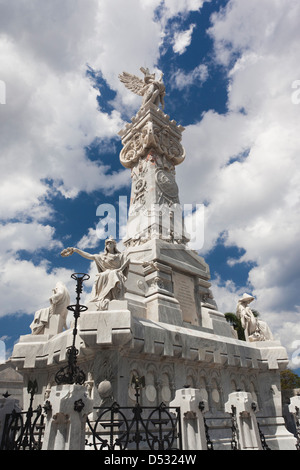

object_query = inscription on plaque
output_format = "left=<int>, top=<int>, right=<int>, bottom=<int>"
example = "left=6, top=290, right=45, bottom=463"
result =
left=173, top=271, right=198, bottom=325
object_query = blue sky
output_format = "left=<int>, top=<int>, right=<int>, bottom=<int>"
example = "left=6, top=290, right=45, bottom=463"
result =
left=1, top=0, right=300, bottom=372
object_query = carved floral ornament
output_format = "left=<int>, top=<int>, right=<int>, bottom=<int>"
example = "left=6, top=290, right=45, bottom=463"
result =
left=120, top=121, right=185, bottom=168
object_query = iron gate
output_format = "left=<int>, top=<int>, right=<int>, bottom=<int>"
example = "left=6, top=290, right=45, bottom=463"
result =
left=0, top=406, right=45, bottom=451
left=86, top=402, right=182, bottom=451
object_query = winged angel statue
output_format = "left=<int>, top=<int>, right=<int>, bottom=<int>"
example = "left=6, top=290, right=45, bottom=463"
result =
left=119, top=67, right=165, bottom=110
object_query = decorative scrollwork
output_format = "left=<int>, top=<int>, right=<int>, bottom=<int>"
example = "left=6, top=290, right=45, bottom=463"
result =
left=120, top=121, right=185, bottom=168
left=55, top=346, right=86, bottom=385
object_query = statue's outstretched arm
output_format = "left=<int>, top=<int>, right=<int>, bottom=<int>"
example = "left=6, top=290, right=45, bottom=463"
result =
left=61, top=247, right=95, bottom=261
left=73, top=248, right=95, bottom=261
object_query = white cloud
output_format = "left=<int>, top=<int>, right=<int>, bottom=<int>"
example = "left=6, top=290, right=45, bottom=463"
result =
left=0, top=258, right=74, bottom=317
left=0, top=25, right=126, bottom=217
left=0, top=222, right=62, bottom=258
left=0, top=0, right=212, bottom=222
left=1, top=0, right=205, bottom=221
left=77, top=227, right=101, bottom=251
left=173, top=23, right=196, bottom=54
left=0, top=176, right=52, bottom=221
left=1, top=0, right=211, bottom=322
left=161, top=0, right=208, bottom=18
left=0, top=220, right=68, bottom=317
left=176, top=0, right=300, bottom=360
left=172, top=64, right=208, bottom=89
left=210, top=276, right=242, bottom=314
left=2, top=0, right=299, bottom=369
left=93, top=0, right=165, bottom=100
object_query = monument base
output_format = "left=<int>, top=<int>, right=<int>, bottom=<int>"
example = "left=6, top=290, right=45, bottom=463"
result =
left=9, top=305, right=296, bottom=449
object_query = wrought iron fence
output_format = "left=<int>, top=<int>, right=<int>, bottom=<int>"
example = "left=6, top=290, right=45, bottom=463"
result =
left=294, top=405, right=300, bottom=450
left=229, top=404, right=271, bottom=450
left=86, top=402, right=182, bottom=451
left=0, top=400, right=45, bottom=450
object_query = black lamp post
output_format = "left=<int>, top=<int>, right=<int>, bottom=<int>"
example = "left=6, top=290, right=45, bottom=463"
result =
left=55, top=273, right=89, bottom=386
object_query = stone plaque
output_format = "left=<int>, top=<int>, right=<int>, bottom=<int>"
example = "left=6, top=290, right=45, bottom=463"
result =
left=173, top=271, right=198, bottom=325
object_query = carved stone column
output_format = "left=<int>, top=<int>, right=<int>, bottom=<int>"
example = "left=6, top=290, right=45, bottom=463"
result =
left=170, top=388, right=209, bottom=450
left=42, top=384, right=93, bottom=450
left=225, top=391, right=262, bottom=450
left=119, top=102, right=188, bottom=247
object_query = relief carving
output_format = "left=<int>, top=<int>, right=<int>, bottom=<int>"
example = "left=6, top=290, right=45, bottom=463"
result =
left=120, top=120, right=185, bottom=168
left=156, top=169, right=179, bottom=205
left=132, top=178, right=147, bottom=206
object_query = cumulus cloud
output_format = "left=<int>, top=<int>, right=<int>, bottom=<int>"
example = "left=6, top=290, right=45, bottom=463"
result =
left=0, top=259, right=74, bottom=318
left=172, top=64, right=208, bottom=89
left=1, top=0, right=204, bottom=220
left=159, top=0, right=208, bottom=19
left=77, top=227, right=101, bottom=251
left=173, top=23, right=196, bottom=54
left=209, top=276, right=243, bottom=314
left=177, top=0, right=300, bottom=362
left=0, top=222, right=62, bottom=258
left=0, top=0, right=209, bottom=320
left=0, top=219, right=69, bottom=318
left=2, top=0, right=299, bottom=368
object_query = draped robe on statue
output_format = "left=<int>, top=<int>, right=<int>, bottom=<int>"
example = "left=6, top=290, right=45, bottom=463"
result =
left=236, top=296, right=273, bottom=342
left=89, top=252, right=128, bottom=310
left=30, top=282, right=70, bottom=335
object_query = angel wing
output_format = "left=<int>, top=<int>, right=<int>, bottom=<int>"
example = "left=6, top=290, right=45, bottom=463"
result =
left=118, top=71, right=146, bottom=96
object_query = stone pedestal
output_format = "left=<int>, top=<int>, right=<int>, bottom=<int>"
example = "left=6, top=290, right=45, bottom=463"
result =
left=225, top=391, right=262, bottom=450
left=42, top=384, right=93, bottom=451
left=9, top=307, right=297, bottom=449
left=0, top=396, right=22, bottom=445
left=170, top=388, right=209, bottom=450
left=288, top=395, right=300, bottom=449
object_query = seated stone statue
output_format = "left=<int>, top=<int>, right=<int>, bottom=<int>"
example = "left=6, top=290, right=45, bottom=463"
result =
left=61, top=237, right=151, bottom=311
left=236, top=293, right=273, bottom=342
left=30, top=282, right=70, bottom=335
left=61, top=237, right=130, bottom=311
left=61, top=238, right=128, bottom=311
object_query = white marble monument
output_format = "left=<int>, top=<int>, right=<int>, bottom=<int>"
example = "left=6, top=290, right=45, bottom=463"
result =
left=9, top=68, right=296, bottom=450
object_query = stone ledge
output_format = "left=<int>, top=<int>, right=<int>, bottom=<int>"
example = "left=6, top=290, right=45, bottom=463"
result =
left=10, top=329, right=83, bottom=369
left=9, top=311, right=289, bottom=373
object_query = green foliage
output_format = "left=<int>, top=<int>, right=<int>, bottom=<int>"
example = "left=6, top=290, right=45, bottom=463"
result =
left=224, top=312, right=245, bottom=341
left=251, top=310, right=260, bottom=318
left=224, top=313, right=300, bottom=392
left=280, top=369, right=300, bottom=390
left=224, top=309, right=260, bottom=341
